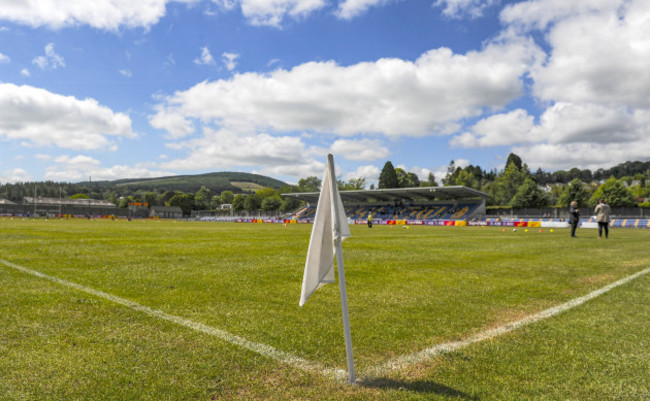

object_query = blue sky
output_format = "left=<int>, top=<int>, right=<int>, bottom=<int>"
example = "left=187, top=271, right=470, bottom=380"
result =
left=1, top=0, right=649, bottom=186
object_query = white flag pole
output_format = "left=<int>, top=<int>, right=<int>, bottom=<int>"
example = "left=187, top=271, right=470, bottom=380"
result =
left=335, top=238, right=356, bottom=383
left=327, top=155, right=356, bottom=384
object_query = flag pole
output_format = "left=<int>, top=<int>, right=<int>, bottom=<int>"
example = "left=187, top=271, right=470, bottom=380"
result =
left=335, top=238, right=356, bottom=383
left=327, top=154, right=356, bottom=384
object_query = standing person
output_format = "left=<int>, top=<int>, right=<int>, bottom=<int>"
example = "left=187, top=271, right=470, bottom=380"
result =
left=594, top=199, right=611, bottom=239
left=569, top=200, right=580, bottom=237
left=367, top=213, right=373, bottom=228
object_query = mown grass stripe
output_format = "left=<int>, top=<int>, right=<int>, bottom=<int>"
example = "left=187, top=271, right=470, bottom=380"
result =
left=371, top=266, right=650, bottom=376
left=0, top=258, right=348, bottom=382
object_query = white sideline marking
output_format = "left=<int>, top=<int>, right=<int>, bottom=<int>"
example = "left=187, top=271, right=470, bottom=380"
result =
left=370, top=266, right=650, bottom=376
left=0, top=258, right=347, bottom=382
left=4, top=258, right=649, bottom=381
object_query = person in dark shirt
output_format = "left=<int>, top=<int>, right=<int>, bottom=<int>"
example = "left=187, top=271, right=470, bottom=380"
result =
left=569, top=200, right=580, bottom=238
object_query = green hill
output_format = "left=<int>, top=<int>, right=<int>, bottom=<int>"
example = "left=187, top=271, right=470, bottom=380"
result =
left=92, top=172, right=288, bottom=194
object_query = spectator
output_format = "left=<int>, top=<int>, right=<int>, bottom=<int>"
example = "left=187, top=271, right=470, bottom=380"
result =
left=594, top=199, right=611, bottom=239
left=569, top=200, right=580, bottom=238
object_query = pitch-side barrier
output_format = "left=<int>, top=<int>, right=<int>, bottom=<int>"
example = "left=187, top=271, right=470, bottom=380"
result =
left=225, top=217, right=650, bottom=229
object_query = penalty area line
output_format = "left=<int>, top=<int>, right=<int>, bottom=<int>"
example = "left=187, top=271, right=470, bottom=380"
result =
left=0, top=258, right=347, bottom=382
left=370, top=266, right=650, bottom=376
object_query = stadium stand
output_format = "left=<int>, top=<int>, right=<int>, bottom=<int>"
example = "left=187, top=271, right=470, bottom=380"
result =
left=282, top=186, right=488, bottom=223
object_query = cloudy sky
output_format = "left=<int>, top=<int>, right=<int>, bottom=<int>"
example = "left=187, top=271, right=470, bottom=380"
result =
left=1, top=0, right=649, bottom=186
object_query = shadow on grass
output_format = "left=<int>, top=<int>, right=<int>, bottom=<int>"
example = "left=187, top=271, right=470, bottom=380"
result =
left=359, top=377, right=480, bottom=400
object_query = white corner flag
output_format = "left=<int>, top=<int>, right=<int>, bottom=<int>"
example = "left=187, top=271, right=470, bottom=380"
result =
left=300, top=154, right=350, bottom=306
left=299, top=154, right=355, bottom=383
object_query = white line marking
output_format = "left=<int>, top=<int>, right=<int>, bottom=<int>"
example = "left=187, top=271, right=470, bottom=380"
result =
left=370, top=266, right=650, bottom=376
left=0, top=258, right=347, bottom=382
left=4, top=258, right=649, bottom=381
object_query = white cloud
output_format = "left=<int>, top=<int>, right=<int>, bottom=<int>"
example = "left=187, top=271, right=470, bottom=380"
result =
left=532, top=103, right=641, bottom=145
left=150, top=38, right=542, bottom=139
left=500, top=0, right=621, bottom=31
left=32, top=43, right=65, bottom=70
left=336, top=0, right=394, bottom=19
left=407, top=166, right=436, bottom=182
left=528, top=1, right=650, bottom=109
left=0, top=168, right=32, bottom=183
left=222, top=52, right=239, bottom=71
left=453, top=158, right=470, bottom=169
left=194, top=46, right=216, bottom=66
left=0, top=83, right=135, bottom=150
left=330, top=138, right=389, bottom=161
left=425, top=161, right=456, bottom=184
left=454, top=101, right=648, bottom=158
left=343, top=164, right=381, bottom=183
left=119, top=69, right=132, bottom=77
left=450, top=109, right=535, bottom=148
left=149, top=105, right=195, bottom=139
left=34, top=154, right=52, bottom=161
left=237, top=0, right=327, bottom=27
left=53, top=155, right=101, bottom=168
left=494, top=103, right=650, bottom=170
left=434, top=0, right=500, bottom=19
left=44, top=155, right=175, bottom=182
left=491, top=0, right=650, bottom=170
left=20, top=68, right=30, bottom=77
left=160, top=125, right=324, bottom=179
left=0, top=0, right=451, bottom=32
left=0, top=52, right=9, bottom=63
left=0, top=0, right=199, bottom=30
left=513, top=139, right=650, bottom=172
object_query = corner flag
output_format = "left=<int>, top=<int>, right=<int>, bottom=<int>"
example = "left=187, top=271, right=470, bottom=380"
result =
left=299, top=154, right=356, bottom=383
left=299, top=154, right=351, bottom=306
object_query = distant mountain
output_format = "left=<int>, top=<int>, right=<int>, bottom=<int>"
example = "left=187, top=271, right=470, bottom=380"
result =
left=90, top=172, right=289, bottom=194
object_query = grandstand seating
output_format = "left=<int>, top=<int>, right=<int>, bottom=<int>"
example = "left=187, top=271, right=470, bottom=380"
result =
left=296, top=202, right=481, bottom=221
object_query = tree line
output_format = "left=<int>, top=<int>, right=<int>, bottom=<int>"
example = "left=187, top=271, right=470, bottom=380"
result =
left=433, top=154, right=649, bottom=208
left=1, top=155, right=649, bottom=214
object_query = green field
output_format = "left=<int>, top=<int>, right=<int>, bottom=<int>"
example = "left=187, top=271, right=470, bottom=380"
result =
left=1, top=219, right=649, bottom=400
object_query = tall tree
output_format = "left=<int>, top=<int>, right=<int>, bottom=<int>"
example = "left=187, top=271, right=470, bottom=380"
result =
left=378, top=161, right=399, bottom=189
left=346, top=177, right=366, bottom=190
left=589, top=177, right=636, bottom=207
left=142, top=192, right=159, bottom=208
left=255, top=187, right=278, bottom=200
left=261, top=196, right=282, bottom=211
left=297, top=176, right=321, bottom=192
left=490, top=162, right=531, bottom=206
left=423, top=172, right=438, bottom=187
left=279, top=196, right=301, bottom=213
left=557, top=178, right=592, bottom=208
left=244, top=192, right=263, bottom=212
left=232, top=194, right=246, bottom=212
left=194, top=186, right=212, bottom=210
left=338, top=177, right=366, bottom=190
left=442, top=160, right=457, bottom=186
left=455, top=169, right=479, bottom=189
left=506, top=153, right=523, bottom=170
left=395, top=168, right=420, bottom=188
left=160, top=191, right=178, bottom=205
left=169, top=193, right=194, bottom=215
left=509, top=178, right=551, bottom=208
left=219, top=190, right=235, bottom=205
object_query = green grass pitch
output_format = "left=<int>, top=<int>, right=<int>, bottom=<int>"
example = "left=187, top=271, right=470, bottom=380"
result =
left=1, top=219, right=649, bottom=400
